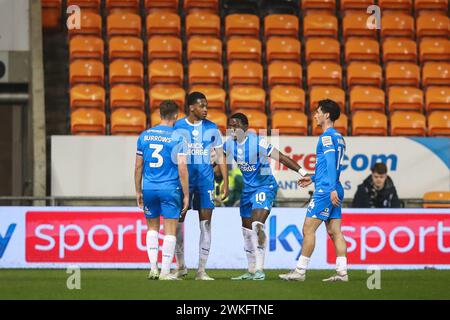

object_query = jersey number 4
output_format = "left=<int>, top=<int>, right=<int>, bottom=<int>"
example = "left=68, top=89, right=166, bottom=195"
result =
left=149, top=144, right=164, bottom=168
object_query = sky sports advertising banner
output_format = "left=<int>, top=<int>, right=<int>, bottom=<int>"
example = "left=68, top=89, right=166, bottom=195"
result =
left=51, top=136, right=449, bottom=199
left=1, top=207, right=450, bottom=269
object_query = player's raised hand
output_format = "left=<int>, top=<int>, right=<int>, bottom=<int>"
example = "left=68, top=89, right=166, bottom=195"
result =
left=330, top=190, right=341, bottom=207
left=137, top=192, right=143, bottom=209
left=298, top=176, right=312, bottom=188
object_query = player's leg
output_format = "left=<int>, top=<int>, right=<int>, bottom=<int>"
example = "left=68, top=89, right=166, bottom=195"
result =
left=173, top=188, right=193, bottom=278
left=279, top=216, right=323, bottom=281
left=323, top=209, right=348, bottom=282
left=251, top=208, right=270, bottom=280
left=159, top=191, right=183, bottom=280
left=197, top=205, right=214, bottom=280
left=143, top=190, right=161, bottom=280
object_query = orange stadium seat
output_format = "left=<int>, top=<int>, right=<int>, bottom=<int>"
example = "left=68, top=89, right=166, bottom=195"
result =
left=207, top=110, right=227, bottom=133
left=69, top=59, right=104, bottom=86
left=186, top=12, right=221, bottom=38
left=426, top=86, right=450, bottom=112
left=235, top=109, right=267, bottom=131
left=383, top=38, right=418, bottom=63
left=268, top=61, right=302, bottom=88
left=386, top=62, right=420, bottom=87
left=106, top=0, right=140, bottom=13
left=228, top=61, right=263, bottom=88
left=266, top=37, right=301, bottom=63
left=303, top=14, right=338, bottom=38
left=149, top=86, right=185, bottom=111
left=416, top=14, right=449, bottom=39
left=70, top=84, right=105, bottom=110
left=109, top=36, right=143, bottom=61
left=305, top=38, right=340, bottom=63
left=272, top=111, right=308, bottom=136
left=227, top=38, right=262, bottom=62
left=310, top=86, right=346, bottom=113
left=42, top=0, right=62, bottom=30
left=378, top=0, right=413, bottom=11
left=67, top=0, right=101, bottom=11
left=109, top=59, right=143, bottom=86
left=350, top=86, right=385, bottom=112
left=188, top=61, right=223, bottom=87
left=340, top=0, right=375, bottom=11
left=68, top=12, right=102, bottom=37
left=150, top=110, right=186, bottom=126
left=420, top=38, right=450, bottom=64
left=307, top=61, right=342, bottom=87
left=390, top=111, right=427, bottom=136
left=264, top=14, right=299, bottom=38
left=352, top=111, right=388, bottom=136
left=225, top=14, right=260, bottom=39
left=144, top=0, right=179, bottom=13
left=190, top=86, right=226, bottom=110
left=69, top=36, right=104, bottom=61
left=345, top=38, right=380, bottom=63
left=388, top=86, right=424, bottom=112
left=229, top=86, right=266, bottom=112
left=381, top=14, right=415, bottom=39
left=415, top=0, right=449, bottom=14
left=313, top=113, right=348, bottom=136
left=423, top=191, right=450, bottom=208
left=184, top=0, right=219, bottom=13
left=422, top=62, right=450, bottom=87
left=347, top=62, right=383, bottom=88
left=110, top=109, right=147, bottom=135
left=110, top=85, right=145, bottom=110
left=148, top=60, right=183, bottom=87
left=71, top=108, right=106, bottom=135
left=148, top=36, right=182, bottom=62
left=146, top=13, right=181, bottom=37
left=270, top=86, right=305, bottom=112
left=343, top=13, right=377, bottom=39
left=107, top=13, right=141, bottom=38
left=302, top=0, right=336, bottom=11
left=428, top=111, right=450, bottom=136
left=187, top=37, right=222, bottom=62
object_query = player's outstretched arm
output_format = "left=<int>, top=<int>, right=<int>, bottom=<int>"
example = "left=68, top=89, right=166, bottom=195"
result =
left=215, top=147, right=229, bottom=200
left=270, top=147, right=308, bottom=177
left=177, top=154, right=190, bottom=216
left=134, top=155, right=144, bottom=209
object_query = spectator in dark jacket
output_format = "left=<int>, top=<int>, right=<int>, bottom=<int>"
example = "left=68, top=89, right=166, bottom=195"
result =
left=352, top=163, right=401, bottom=208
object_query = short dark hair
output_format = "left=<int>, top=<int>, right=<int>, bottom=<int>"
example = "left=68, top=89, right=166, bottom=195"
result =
left=159, top=100, right=179, bottom=119
left=187, top=91, right=206, bottom=106
left=318, top=99, right=340, bottom=122
left=230, top=112, right=249, bottom=126
left=371, top=162, right=388, bottom=174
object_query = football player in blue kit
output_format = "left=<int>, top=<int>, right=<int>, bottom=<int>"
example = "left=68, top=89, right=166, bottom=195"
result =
left=279, top=99, right=349, bottom=282
left=224, top=113, right=309, bottom=281
left=134, top=100, right=190, bottom=281
left=173, top=92, right=229, bottom=280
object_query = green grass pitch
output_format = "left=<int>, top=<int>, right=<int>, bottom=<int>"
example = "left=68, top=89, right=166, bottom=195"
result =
left=1, top=269, right=449, bottom=300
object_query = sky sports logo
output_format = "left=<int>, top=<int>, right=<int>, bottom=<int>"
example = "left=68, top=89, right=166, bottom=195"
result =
left=0, top=224, right=16, bottom=259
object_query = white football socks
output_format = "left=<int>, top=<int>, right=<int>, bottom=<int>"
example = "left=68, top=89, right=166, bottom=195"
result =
left=146, top=230, right=159, bottom=271
left=296, top=255, right=310, bottom=274
left=242, top=227, right=256, bottom=274
left=251, top=221, right=267, bottom=272
left=198, top=220, right=211, bottom=273
left=336, top=256, right=348, bottom=274
left=161, top=235, right=177, bottom=276
left=175, top=222, right=185, bottom=270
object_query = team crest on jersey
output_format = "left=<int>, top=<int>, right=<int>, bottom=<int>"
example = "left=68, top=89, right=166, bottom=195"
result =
left=321, top=136, right=332, bottom=147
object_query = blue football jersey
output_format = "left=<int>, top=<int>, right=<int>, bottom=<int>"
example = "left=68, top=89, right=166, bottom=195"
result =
left=173, top=117, right=223, bottom=187
left=312, top=127, right=346, bottom=193
left=136, top=125, right=186, bottom=190
left=223, top=132, right=277, bottom=191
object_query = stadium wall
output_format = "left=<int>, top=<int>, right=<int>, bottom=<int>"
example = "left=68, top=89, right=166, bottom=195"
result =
left=51, top=136, right=450, bottom=199
left=1, top=207, right=449, bottom=270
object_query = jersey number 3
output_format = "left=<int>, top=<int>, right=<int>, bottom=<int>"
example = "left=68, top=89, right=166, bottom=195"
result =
left=149, top=144, right=164, bottom=168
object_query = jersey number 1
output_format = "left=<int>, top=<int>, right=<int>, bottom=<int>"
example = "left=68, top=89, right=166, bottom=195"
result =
left=149, top=144, right=164, bottom=168
left=337, top=146, right=344, bottom=170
